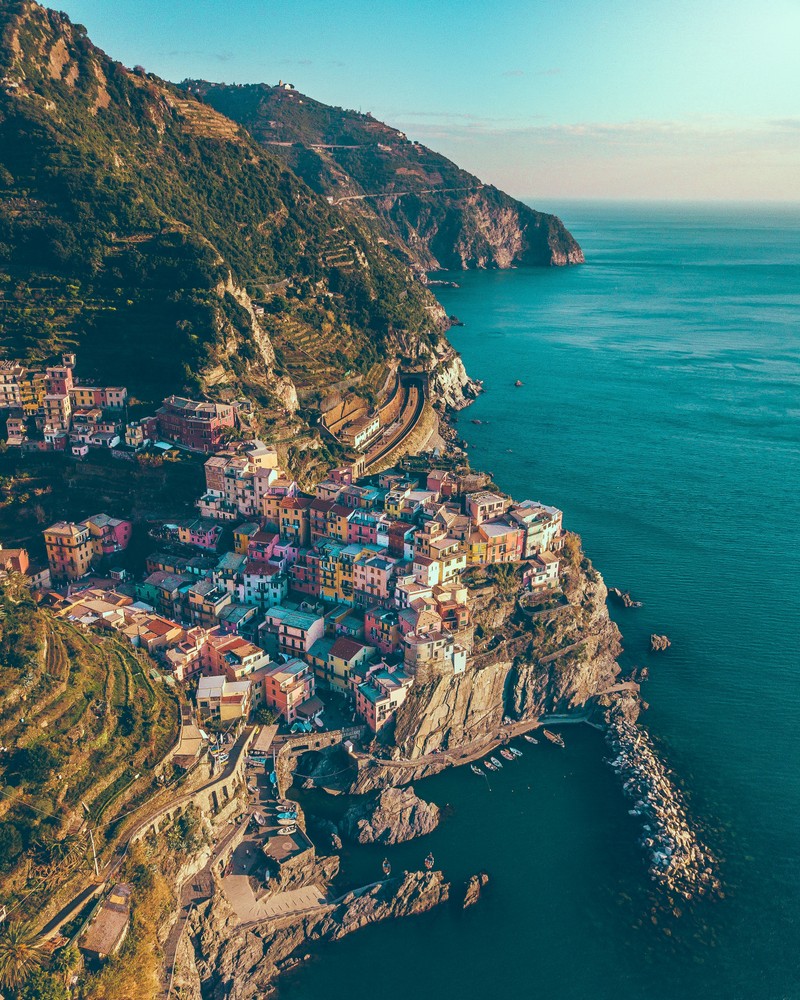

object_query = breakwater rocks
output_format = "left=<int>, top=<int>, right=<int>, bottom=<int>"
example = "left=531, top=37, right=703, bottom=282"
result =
left=606, top=718, right=720, bottom=901
left=341, top=786, right=441, bottom=845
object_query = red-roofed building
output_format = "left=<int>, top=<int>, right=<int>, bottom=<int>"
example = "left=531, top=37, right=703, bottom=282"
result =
left=325, top=636, right=376, bottom=691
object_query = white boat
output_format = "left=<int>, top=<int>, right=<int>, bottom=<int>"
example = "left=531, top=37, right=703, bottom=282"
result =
left=470, top=764, right=484, bottom=776
left=277, top=817, right=296, bottom=826
left=510, top=747, right=523, bottom=757
left=523, top=734, right=539, bottom=745
left=490, top=756, right=503, bottom=768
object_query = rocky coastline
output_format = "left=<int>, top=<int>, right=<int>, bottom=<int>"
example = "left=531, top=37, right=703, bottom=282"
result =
left=167, top=349, right=712, bottom=998
left=174, top=870, right=453, bottom=1000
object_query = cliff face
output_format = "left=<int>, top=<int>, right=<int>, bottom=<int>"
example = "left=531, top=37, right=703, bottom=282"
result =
left=389, top=556, right=625, bottom=761
left=185, top=81, right=584, bottom=271
left=427, top=352, right=483, bottom=411
left=386, top=186, right=585, bottom=269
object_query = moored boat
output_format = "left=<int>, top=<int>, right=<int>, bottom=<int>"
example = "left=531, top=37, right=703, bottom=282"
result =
left=510, top=747, right=523, bottom=757
left=483, top=760, right=497, bottom=771
left=424, top=852, right=435, bottom=870
left=382, top=858, right=391, bottom=876
left=490, top=756, right=503, bottom=768
left=500, top=748, right=515, bottom=761
left=523, top=734, right=539, bottom=745
left=470, top=764, right=484, bottom=775
left=543, top=729, right=565, bottom=748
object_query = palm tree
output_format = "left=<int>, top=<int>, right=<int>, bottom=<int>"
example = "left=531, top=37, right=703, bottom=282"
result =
left=0, top=921, right=46, bottom=990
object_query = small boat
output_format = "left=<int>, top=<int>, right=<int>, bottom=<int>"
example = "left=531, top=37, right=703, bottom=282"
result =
left=280, top=825, right=297, bottom=836
left=543, top=729, right=565, bottom=748
left=470, top=764, right=484, bottom=776
left=424, top=852, right=435, bottom=871
left=382, top=858, right=391, bottom=876
left=510, top=747, right=523, bottom=757
left=277, top=817, right=296, bottom=826
left=514, top=379, right=524, bottom=387
left=490, top=756, right=503, bottom=768
left=483, top=760, right=497, bottom=772
left=277, top=811, right=297, bottom=820
left=500, top=748, right=515, bottom=762
left=523, top=734, right=539, bottom=745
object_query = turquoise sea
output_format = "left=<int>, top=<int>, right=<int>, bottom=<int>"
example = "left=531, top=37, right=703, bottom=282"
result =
left=283, top=203, right=800, bottom=1000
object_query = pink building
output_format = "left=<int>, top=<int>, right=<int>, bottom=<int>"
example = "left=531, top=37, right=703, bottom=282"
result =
left=81, top=513, right=133, bottom=556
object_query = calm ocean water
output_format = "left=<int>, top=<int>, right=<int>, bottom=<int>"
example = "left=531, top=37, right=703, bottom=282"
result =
left=282, top=203, right=800, bottom=1000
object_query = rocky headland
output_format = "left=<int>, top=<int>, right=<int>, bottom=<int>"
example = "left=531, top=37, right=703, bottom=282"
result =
left=174, top=871, right=451, bottom=999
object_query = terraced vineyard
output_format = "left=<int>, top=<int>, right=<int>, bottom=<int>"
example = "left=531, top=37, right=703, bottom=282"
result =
left=271, top=312, right=363, bottom=391
left=0, top=583, right=180, bottom=924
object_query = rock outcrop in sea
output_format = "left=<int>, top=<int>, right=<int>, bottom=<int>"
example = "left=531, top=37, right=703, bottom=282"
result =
left=462, top=872, right=490, bottom=908
left=341, top=786, right=441, bottom=845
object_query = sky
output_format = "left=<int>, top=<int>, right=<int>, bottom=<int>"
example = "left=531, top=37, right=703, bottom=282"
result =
left=56, top=0, right=800, bottom=202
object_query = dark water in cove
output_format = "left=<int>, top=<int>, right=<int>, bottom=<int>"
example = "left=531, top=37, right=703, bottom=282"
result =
left=282, top=203, right=800, bottom=1000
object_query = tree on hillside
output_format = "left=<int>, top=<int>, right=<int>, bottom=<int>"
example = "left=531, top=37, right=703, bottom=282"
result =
left=0, top=922, right=46, bottom=991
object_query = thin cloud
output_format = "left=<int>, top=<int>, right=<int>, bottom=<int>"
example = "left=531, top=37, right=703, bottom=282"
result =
left=167, top=49, right=234, bottom=63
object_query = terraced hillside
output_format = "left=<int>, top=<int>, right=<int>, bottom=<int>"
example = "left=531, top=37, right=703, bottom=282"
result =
left=185, top=80, right=584, bottom=271
left=0, top=580, right=180, bottom=925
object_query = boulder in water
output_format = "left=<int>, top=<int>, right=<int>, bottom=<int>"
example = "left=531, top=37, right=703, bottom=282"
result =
left=341, top=786, right=440, bottom=845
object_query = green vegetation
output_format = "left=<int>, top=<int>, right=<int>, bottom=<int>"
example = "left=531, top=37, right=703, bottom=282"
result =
left=0, top=579, right=180, bottom=926
left=0, top=3, right=442, bottom=412
left=0, top=922, right=46, bottom=992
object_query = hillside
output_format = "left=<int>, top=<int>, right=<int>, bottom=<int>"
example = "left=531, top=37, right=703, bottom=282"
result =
left=0, top=2, right=447, bottom=415
left=0, top=577, right=180, bottom=925
left=182, top=80, right=584, bottom=271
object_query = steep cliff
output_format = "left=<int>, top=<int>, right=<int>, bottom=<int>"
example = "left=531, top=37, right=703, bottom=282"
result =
left=392, top=557, right=624, bottom=760
left=182, top=81, right=584, bottom=272
left=348, top=543, right=628, bottom=791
